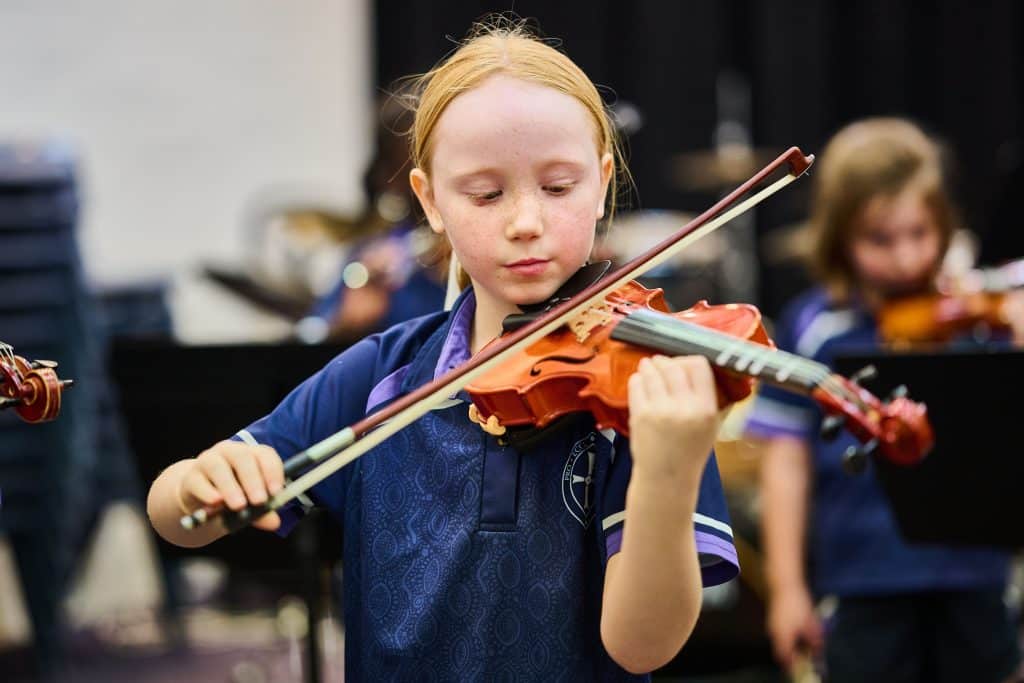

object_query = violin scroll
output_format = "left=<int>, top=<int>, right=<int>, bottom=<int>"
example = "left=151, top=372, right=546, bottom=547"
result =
left=0, top=342, right=73, bottom=423
left=812, top=373, right=934, bottom=472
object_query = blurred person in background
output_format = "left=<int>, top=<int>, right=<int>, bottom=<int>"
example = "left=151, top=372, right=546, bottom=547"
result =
left=745, top=118, right=1023, bottom=683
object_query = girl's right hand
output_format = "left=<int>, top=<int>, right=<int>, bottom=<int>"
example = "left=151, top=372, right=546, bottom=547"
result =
left=177, top=441, right=286, bottom=531
left=767, top=584, right=824, bottom=672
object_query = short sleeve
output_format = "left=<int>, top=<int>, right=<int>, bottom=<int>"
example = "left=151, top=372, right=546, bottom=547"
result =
left=744, top=384, right=818, bottom=440
left=598, top=432, right=739, bottom=587
left=229, top=337, right=381, bottom=536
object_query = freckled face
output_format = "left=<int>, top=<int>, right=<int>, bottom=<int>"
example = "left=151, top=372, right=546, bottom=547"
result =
left=849, top=189, right=944, bottom=298
left=410, top=75, right=612, bottom=320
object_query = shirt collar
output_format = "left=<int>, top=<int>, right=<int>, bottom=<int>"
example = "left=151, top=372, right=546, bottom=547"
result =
left=399, top=286, right=476, bottom=393
left=433, top=288, right=476, bottom=380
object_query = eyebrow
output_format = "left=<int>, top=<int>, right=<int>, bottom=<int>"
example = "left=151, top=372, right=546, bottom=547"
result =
left=448, top=168, right=502, bottom=185
left=536, top=159, right=588, bottom=175
left=449, top=159, right=588, bottom=182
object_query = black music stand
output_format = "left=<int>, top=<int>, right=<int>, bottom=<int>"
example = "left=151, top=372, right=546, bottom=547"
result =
left=834, top=348, right=1024, bottom=549
left=110, top=339, right=349, bottom=683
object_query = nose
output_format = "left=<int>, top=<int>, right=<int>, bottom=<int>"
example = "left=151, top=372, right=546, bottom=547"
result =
left=505, top=193, right=544, bottom=241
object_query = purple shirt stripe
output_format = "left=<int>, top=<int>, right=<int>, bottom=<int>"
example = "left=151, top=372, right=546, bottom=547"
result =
left=604, top=527, right=740, bottom=586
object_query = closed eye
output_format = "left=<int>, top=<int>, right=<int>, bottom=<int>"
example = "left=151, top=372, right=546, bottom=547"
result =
left=470, top=190, right=502, bottom=203
left=544, top=183, right=574, bottom=196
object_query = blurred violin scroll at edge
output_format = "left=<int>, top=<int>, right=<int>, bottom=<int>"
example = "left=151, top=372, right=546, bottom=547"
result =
left=0, top=341, right=73, bottom=423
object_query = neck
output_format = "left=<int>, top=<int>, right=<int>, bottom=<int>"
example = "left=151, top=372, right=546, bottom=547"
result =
left=857, top=285, right=887, bottom=312
left=469, top=288, right=520, bottom=355
left=612, top=308, right=833, bottom=395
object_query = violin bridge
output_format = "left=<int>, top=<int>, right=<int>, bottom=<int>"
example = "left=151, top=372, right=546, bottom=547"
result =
left=569, top=304, right=613, bottom=342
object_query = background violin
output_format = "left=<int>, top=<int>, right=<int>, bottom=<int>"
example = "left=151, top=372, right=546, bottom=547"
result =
left=879, top=257, right=1024, bottom=344
left=467, top=281, right=934, bottom=470
left=0, top=341, right=73, bottom=423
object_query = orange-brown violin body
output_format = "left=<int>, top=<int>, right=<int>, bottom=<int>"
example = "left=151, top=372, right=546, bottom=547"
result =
left=879, top=291, right=1010, bottom=344
left=880, top=257, right=1024, bottom=343
left=466, top=281, right=772, bottom=436
left=467, top=281, right=933, bottom=468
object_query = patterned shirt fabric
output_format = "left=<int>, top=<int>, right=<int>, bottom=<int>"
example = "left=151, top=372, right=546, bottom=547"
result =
left=235, top=287, right=739, bottom=681
left=744, top=287, right=1009, bottom=598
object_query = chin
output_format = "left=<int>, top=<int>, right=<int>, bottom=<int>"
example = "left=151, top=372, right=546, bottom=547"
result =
left=491, top=278, right=554, bottom=305
left=882, top=280, right=933, bottom=298
left=513, top=284, right=562, bottom=308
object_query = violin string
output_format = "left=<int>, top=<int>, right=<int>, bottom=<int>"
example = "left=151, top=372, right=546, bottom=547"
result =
left=636, top=312, right=870, bottom=411
left=640, top=312, right=823, bottom=386
left=183, top=149, right=815, bottom=531
left=0, top=343, right=16, bottom=375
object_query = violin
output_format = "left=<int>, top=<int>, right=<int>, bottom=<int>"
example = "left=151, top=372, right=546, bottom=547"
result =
left=879, top=257, right=1024, bottom=344
left=0, top=341, right=73, bottom=423
left=181, top=146, right=926, bottom=533
left=467, top=280, right=933, bottom=470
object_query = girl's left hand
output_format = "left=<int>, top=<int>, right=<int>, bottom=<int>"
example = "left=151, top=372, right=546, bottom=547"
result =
left=627, top=355, right=719, bottom=481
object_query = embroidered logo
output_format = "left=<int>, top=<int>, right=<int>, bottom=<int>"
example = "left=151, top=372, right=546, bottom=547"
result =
left=562, top=432, right=597, bottom=527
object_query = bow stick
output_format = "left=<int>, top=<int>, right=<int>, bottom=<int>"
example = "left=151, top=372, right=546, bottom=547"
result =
left=182, top=146, right=814, bottom=531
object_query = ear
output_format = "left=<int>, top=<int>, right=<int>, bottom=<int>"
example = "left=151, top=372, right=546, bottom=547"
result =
left=409, top=168, right=444, bottom=234
left=596, top=152, right=614, bottom=219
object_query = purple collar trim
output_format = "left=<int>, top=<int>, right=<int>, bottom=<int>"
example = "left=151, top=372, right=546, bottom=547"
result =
left=433, top=289, right=476, bottom=380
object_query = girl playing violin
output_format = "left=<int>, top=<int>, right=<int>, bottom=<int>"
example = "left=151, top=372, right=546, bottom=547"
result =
left=747, top=118, right=1022, bottom=683
left=148, top=20, right=738, bottom=679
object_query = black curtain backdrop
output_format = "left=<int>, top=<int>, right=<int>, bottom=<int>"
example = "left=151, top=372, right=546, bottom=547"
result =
left=373, top=1, right=1023, bottom=317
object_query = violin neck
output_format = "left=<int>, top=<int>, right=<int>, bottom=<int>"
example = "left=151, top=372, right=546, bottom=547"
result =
left=611, top=308, right=831, bottom=395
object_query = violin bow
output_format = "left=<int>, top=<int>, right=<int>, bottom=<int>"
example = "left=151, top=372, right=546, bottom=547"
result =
left=182, top=147, right=815, bottom=531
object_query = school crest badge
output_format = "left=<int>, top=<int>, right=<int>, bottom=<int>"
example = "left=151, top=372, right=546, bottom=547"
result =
left=562, top=432, right=597, bottom=527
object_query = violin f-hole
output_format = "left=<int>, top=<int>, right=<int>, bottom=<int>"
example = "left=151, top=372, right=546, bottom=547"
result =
left=529, top=351, right=597, bottom=376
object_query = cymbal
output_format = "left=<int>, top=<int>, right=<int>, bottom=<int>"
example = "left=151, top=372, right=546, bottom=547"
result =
left=599, top=210, right=725, bottom=266
left=760, top=220, right=813, bottom=265
left=670, top=145, right=784, bottom=191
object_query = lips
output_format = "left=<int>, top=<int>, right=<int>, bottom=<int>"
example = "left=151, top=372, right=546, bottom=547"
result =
left=505, top=258, right=550, bottom=276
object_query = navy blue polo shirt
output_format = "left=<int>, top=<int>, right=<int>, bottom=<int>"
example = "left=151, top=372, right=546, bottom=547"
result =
left=234, top=288, right=738, bottom=680
left=745, top=287, right=1008, bottom=598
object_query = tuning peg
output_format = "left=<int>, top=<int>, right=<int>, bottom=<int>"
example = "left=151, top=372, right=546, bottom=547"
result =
left=850, top=364, right=878, bottom=386
left=887, top=384, right=908, bottom=401
left=842, top=438, right=878, bottom=475
left=29, top=359, right=58, bottom=369
left=820, top=414, right=845, bottom=441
